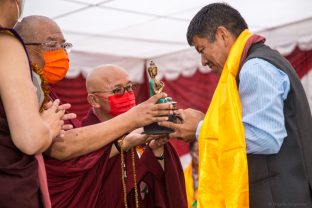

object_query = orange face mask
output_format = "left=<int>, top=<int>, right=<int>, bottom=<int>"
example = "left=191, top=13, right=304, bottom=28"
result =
left=43, top=49, right=69, bottom=84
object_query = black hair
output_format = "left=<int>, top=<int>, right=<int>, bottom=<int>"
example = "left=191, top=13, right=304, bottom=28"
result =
left=186, top=3, right=248, bottom=45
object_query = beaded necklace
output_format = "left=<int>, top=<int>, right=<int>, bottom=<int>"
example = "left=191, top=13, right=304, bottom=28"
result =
left=119, top=138, right=139, bottom=208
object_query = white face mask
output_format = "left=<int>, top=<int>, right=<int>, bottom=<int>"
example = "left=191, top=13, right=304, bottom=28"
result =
left=13, top=0, right=24, bottom=28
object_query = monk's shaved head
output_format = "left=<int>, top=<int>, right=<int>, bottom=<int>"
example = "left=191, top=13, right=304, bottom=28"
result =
left=86, top=65, right=131, bottom=120
left=86, top=64, right=129, bottom=93
left=15, top=15, right=62, bottom=43
left=14, top=15, right=65, bottom=68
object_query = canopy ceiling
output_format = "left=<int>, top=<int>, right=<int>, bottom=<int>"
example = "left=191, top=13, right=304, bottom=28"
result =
left=24, top=0, right=312, bottom=59
left=23, top=0, right=312, bottom=116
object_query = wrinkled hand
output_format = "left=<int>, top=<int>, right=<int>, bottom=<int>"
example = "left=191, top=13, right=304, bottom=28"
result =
left=122, top=128, right=152, bottom=150
left=41, top=99, right=65, bottom=140
left=126, top=92, right=174, bottom=128
left=44, top=101, right=77, bottom=143
left=45, top=101, right=77, bottom=131
left=158, top=108, right=204, bottom=142
left=122, top=128, right=164, bottom=150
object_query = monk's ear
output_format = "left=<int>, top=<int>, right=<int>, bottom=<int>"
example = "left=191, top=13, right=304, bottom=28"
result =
left=87, top=94, right=100, bottom=108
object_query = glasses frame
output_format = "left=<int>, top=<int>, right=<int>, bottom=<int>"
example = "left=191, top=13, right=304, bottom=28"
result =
left=25, top=41, right=73, bottom=53
left=91, top=83, right=134, bottom=96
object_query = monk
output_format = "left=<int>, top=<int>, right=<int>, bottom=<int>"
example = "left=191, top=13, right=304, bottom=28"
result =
left=78, top=65, right=187, bottom=207
left=15, top=16, right=181, bottom=207
left=0, top=1, right=66, bottom=207
left=15, top=15, right=173, bottom=161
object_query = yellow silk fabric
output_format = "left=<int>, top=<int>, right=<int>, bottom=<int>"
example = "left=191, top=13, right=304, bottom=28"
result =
left=198, top=29, right=251, bottom=208
left=184, top=162, right=195, bottom=208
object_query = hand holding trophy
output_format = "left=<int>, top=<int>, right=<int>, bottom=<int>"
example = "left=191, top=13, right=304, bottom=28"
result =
left=143, top=61, right=178, bottom=134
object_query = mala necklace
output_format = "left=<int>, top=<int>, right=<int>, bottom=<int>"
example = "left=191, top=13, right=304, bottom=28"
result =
left=119, top=137, right=139, bottom=208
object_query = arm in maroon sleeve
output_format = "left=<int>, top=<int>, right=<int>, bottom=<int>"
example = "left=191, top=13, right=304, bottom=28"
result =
left=45, top=109, right=113, bottom=208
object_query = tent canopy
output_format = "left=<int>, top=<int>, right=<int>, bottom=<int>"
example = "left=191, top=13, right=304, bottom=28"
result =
left=23, top=0, right=312, bottom=117
left=23, top=0, right=312, bottom=83
left=24, top=0, right=312, bottom=58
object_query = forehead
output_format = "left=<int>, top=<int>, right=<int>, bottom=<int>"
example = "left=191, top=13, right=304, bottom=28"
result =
left=37, top=23, right=64, bottom=41
left=101, top=70, right=130, bottom=89
left=192, top=36, right=210, bottom=48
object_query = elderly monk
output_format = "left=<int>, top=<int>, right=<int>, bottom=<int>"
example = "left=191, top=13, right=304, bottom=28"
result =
left=15, top=16, right=178, bottom=207
left=15, top=15, right=172, bottom=160
left=0, top=1, right=67, bottom=207
left=77, top=64, right=187, bottom=208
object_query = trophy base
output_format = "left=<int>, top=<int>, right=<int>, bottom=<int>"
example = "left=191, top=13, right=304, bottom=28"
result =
left=143, top=114, right=177, bottom=135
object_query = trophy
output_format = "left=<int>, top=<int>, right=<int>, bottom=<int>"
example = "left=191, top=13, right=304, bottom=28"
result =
left=143, top=60, right=178, bottom=134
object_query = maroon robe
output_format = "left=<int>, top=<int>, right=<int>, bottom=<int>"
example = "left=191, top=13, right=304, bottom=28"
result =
left=46, top=108, right=187, bottom=208
left=0, top=28, right=42, bottom=207
left=44, top=90, right=100, bottom=208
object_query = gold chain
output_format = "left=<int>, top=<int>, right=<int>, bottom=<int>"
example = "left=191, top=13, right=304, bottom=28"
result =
left=131, top=147, right=139, bottom=208
left=120, top=137, right=139, bottom=208
left=120, top=138, right=128, bottom=208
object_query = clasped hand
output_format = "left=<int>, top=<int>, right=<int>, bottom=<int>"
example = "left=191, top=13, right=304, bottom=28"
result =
left=41, top=99, right=77, bottom=142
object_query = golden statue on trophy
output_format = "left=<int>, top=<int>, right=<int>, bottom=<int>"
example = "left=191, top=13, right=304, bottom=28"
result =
left=144, top=60, right=177, bottom=134
left=148, top=61, right=165, bottom=95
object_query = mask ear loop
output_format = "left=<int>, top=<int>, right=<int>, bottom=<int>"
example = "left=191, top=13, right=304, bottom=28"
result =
left=13, top=0, right=25, bottom=28
left=26, top=47, right=46, bottom=68
left=14, top=0, right=22, bottom=24
left=13, top=1, right=19, bottom=28
left=19, top=0, right=25, bottom=19
left=92, top=93, right=111, bottom=115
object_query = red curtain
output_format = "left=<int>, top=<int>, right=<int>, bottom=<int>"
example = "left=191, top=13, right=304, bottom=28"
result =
left=50, top=75, right=89, bottom=120
left=161, top=71, right=219, bottom=155
left=50, top=74, right=151, bottom=120
left=50, top=47, right=311, bottom=156
left=285, top=47, right=312, bottom=79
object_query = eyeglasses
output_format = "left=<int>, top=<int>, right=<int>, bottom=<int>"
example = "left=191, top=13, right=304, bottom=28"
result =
left=25, top=41, right=73, bottom=53
left=91, top=83, right=134, bottom=96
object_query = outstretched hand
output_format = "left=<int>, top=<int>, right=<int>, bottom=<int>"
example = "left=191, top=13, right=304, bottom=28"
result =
left=122, top=128, right=166, bottom=151
left=126, top=92, right=175, bottom=128
left=158, top=108, right=204, bottom=143
left=122, top=128, right=156, bottom=150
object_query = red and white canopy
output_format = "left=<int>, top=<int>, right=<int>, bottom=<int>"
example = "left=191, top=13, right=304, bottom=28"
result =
left=24, top=0, right=312, bottom=113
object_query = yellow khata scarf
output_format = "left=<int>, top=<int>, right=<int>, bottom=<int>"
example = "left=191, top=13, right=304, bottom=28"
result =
left=197, top=29, right=251, bottom=208
left=184, top=162, right=196, bottom=208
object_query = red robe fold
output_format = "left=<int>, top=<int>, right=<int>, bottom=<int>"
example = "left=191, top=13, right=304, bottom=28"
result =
left=45, top=108, right=187, bottom=208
